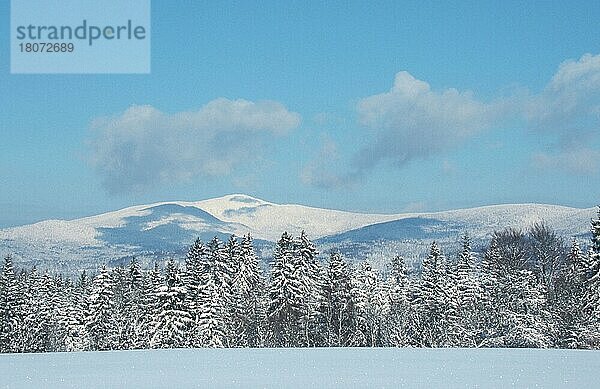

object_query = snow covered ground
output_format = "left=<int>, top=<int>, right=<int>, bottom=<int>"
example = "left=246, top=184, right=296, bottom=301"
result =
left=0, top=347, right=598, bottom=388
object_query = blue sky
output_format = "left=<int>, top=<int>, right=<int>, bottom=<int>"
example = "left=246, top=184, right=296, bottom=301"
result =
left=1, top=1, right=599, bottom=227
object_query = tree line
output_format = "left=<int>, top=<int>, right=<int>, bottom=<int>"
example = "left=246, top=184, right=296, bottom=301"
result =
left=0, top=209, right=599, bottom=352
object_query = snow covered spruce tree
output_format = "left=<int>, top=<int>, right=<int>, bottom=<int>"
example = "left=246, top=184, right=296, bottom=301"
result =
left=385, top=255, right=413, bottom=347
left=323, top=252, right=353, bottom=346
left=87, top=266, right=117, bottom=351
left=554, top=238, right=589, bottom=347
left=414, top=242, right=457, bottom=347
left=122, top=257, right=154, bottom=349
left=184, top=238, right=205, bottom=303
left=478, top=239, right=504, bottom=345
left=183, top=237, right=232, bottom=348
left=26, top=272, right=72, bottom=352
left=265, top=231, right=326, bottom=347
left=196, top=274, right=226, bottom=347
left=48, top=276, right=73, bottom=352
left=21, top=266, right=50, bottom=352
left=295, top=231, right=327, bottom=346
left=230, top=234, right=266, bottom=347
left=62, top=272, right=90, bottom=351
left=194, top=237, right=233, bottom=347
left=133, top=271, right=160, bottom=348
left=20, top=270, right=42, bottom=352
left=135, top=262, right=162, bottom=347
left=150, top=260, right=192, bottom=348
left=183, top=237, right=207, bottom=343
left=110, top=266, right=131, bottom=350
left=226, top=235, right=242, bottom=281
left=266, top=232, right=304, bottom=347
left=456, top=235, right=477, bottom=305
left=349, top=261, right=385, bottom=347
left=207, top=237, right=235, bottom=298
left=453, top=234, right=482, bottom=346
left=0, top=255, right=24, bottom=352
left=224, top=235, right=243, bottom=346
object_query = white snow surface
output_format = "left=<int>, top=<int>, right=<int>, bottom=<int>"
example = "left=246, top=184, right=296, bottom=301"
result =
left=415, top=203, right=594, bottom=239
left=196, top=194, right=403, bottom=240
left=0, top=347, right=597, bottom=388
left=0, top=219, right=100, bottom=246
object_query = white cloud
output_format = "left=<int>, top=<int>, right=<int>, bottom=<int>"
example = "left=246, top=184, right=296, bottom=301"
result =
left=89, top=98, right=300, bottom=193
left=301, top=54, right=600, bottom=189
left=525, top=53, right=600, bottom=174
left=300, top=137, right=353, bottom=189
left=532, top=146, right=600, bottom=175
left=353, top=71, right=500, bottom=171
left=525, top=53, right=600, bottom=136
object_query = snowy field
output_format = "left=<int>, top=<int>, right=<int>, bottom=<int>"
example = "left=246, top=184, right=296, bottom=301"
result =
left=1, top=348, right=599, bottom=388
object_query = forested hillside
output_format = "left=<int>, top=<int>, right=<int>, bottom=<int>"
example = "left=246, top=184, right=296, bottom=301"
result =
left=0, top=209, right=599, bottom=352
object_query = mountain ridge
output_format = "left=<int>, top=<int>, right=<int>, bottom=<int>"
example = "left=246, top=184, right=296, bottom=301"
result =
left=0, top=194, right=596, bottom=274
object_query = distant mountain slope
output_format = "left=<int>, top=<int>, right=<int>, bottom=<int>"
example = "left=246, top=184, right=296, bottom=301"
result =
left=194, top=194, right=402, bottom=241
left=316, top=204, right=595, bottom=270
left=320, top=217, right=467, bottom=243
left=0, top=194, right=595, bottom=274
left=321, top=203, right=593, bottom=243
left=94, top=204, right=248, bottom=252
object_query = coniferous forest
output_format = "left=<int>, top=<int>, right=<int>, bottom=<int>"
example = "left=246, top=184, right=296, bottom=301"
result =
left=0, top=209, right=599, bottom=353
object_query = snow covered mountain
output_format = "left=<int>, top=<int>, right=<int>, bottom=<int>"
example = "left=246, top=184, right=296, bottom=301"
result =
left=0, top=194, right=596, bottom=274
left=316, top=203, right=595, bottom=270
left=194, top=194, right=402, bottom=240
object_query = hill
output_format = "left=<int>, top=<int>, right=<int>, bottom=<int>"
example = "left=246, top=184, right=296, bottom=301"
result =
left=0, top=194, right=595, bottom=274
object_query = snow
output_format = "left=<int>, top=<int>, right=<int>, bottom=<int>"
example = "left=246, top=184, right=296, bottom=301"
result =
left=196, top=194, right=402, bottom=241
left=422, top=203, right=593, bottom=238
left=1, top=194, right=593, bottom=245
left=0, top=220, right=100, bottom=246
left=142, top=214, right=210, bottom=231
left=0, top=347, right=597, bottom=388
left=0, top=193, right=595, bottom=275
left=198, top=196, right=595, bottom=242
left=79, top=206, right=154, bottom=229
